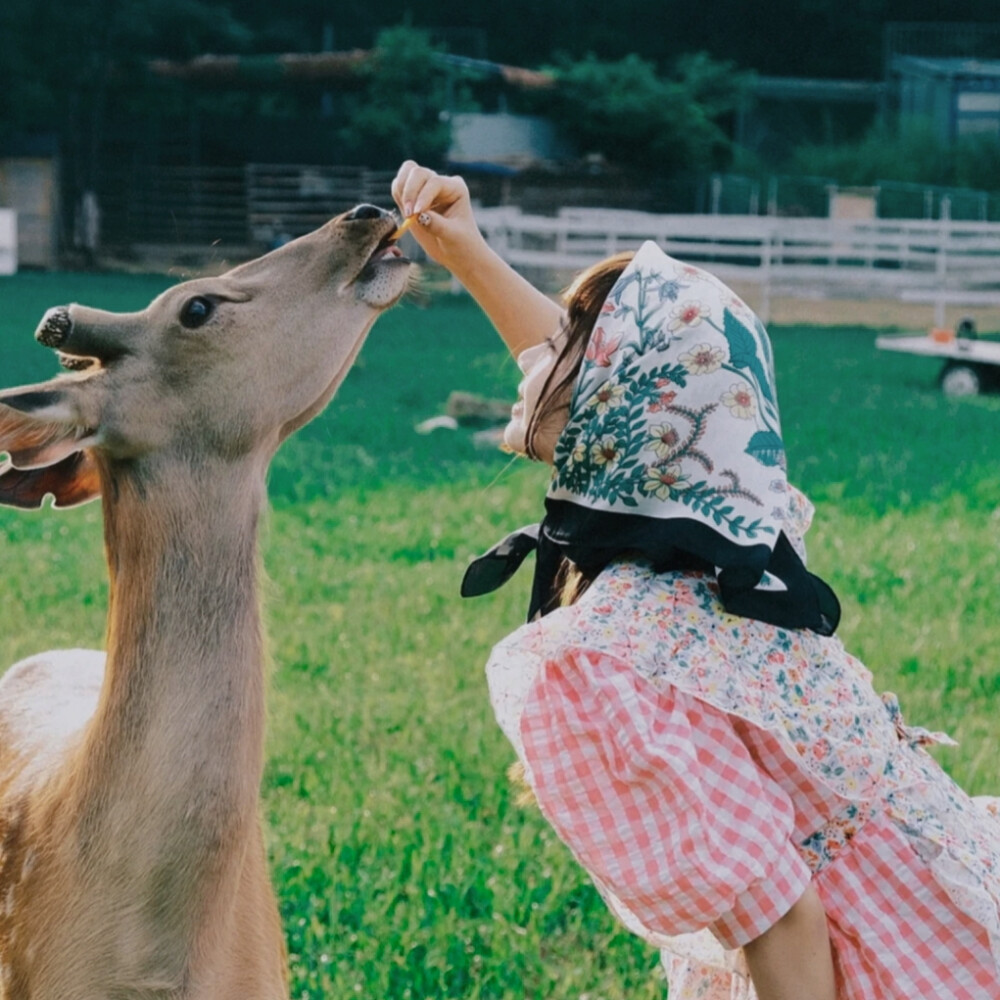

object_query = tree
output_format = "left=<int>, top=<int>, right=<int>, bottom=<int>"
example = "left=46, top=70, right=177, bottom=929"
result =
left=541, top=52, right=749, bottom=179
left=0, top=0, right=250, bottom=166
left=339, top=26, right=475, bottom=166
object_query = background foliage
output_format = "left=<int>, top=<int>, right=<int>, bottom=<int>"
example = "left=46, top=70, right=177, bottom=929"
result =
left=2, top=3, right=998, bottom=188
left=534, top=53, right=747, bottom=178
left=1, top=273, right=999, bottom=997
left=338, top=27, right=476, bottom=166
left=791, top=121, right=1000, bottom=192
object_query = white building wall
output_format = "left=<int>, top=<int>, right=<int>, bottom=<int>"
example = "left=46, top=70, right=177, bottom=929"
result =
left=448, top=113, right=573, bottom=169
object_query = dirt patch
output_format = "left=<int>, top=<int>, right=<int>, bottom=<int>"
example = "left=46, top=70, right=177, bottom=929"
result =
left=516, top=265, right=1000, bottom=334
left=726, top=283, right=1000, bottom=333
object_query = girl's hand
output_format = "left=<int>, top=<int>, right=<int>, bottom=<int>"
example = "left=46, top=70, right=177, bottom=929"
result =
left=391, top=161, right=487, bottom=272
left=391, top=160, right=564, bottom=359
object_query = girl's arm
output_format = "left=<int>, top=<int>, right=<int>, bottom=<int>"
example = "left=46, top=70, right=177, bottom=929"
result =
left=743, top=884, right=837, bottom=1000
left=391, top=161, right=564, bottom=358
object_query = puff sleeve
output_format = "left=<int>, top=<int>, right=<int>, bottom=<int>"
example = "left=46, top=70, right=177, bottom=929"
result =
left=518, top=647, right=813, bottom=949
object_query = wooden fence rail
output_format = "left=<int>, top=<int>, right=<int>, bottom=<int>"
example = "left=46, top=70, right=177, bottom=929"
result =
left=476, top=207, right=1000, bottom=324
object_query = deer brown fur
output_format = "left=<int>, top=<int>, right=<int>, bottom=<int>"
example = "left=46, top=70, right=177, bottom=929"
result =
left=0, top=205, right=410, bottom=999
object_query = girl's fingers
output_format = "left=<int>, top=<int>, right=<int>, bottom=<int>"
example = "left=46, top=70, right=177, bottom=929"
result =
left=391, top=161, right=423, bottom=215
left=407, top=176, right=447, bottom=218
left=389, top=162, right=477, bottom=265
left=413, top=177, right=464, bottom=217
left=393, top=164, right=466, bottom=219
left=397, top=167, right=437, bottom=217
left=414, top=211, right=435, bottom=233
left=390, top=162, right=411, bottom=211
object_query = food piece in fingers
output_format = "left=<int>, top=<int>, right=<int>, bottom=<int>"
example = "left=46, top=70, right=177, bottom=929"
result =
left=392, top=215, right=417, bottom=240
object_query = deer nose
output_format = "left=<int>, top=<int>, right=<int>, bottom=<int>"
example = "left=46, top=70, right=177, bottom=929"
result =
left=345, top=203, right=388, bottom=222
left=34, top=304, right=133, bottom=365
left=36, top=306, right=73, bottom=347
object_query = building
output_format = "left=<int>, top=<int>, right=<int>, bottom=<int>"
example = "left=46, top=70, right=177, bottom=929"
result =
left=894, top=56, right=1000, bottom=143
left=0, top=135, right=61, bottom=269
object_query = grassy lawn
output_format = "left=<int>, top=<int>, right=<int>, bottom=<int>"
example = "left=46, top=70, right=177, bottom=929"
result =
left=1, top=272, right=999, bottom=998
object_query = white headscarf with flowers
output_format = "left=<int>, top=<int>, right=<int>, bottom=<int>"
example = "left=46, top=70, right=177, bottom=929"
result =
left=549, top=240, right=789, bottom=551
left=463, top=240, right=838, bottom=633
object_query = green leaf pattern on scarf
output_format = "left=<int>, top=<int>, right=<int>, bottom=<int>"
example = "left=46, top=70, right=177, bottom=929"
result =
left=551, top=247, right=787, bottom=541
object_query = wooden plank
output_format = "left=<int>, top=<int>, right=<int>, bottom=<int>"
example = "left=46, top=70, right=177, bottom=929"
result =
left=875, top=333, right=1000, bottom=364
left=901, top=289, right=1000, bottom=305
left=0, top=209, right=16, bottom=274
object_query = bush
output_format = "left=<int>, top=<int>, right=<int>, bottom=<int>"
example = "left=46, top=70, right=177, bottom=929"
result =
left=790, top=120, right=1000, bottom=194
left=543, top=52, right=748, bottom=179
left=953, top=133, right=1000, bottom=193
left=339, top=26, right=475, bottom=167
left=791, top=121, right=952, bottom=187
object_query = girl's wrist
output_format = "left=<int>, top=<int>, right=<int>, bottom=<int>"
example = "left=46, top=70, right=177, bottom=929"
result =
left=436, top=230, right=494, bottom=284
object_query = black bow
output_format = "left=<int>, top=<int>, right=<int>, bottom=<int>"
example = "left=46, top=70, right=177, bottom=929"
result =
left=461, top=524, right=540, bottom=598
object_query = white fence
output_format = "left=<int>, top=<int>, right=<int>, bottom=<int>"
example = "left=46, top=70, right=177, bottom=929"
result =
left=0, top=210, right=17, bottom=275
left=476, top=206, right=1000, bottom=324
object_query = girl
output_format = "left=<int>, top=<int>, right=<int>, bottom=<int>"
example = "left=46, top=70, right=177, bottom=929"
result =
left=392, top=161, right=1000, bottom=1000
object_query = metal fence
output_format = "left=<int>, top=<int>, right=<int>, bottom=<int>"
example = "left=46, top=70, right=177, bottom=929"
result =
left=0, top=210, right=16, bottom=275
left=245, top=165, right=397, bottom=245
left=98, top=165, right=397, bottom=251
left=708, top=173, right=1000, bottom=222
left=93, top=162, right=1000, bottom=259
left=708, top=174, right=836, bottom=218
left=100, top=166, right=248, bottom=247
left=875, top=182, right=1000, bottom=222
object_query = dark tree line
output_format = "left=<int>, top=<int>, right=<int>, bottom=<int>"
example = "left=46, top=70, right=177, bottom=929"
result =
left=0, top=0, right=995, bottom=192
left=221, top=0, right=993, bottom=79
left=2, top=0, right=993, bottom=143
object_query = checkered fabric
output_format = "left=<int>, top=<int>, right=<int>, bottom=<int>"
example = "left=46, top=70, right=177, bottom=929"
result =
left=517, top=647, right=999, bottom=1000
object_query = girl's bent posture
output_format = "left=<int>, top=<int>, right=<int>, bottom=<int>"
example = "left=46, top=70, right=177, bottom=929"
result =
left=393, top=161, right=1000, bottom=1000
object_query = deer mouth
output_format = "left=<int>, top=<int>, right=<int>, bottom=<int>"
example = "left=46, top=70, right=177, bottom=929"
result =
left=358, top=226, right=409, bottom=279
left=353, top=220, right=412, bottom=307
left=57, top=353, right=100, bottom=372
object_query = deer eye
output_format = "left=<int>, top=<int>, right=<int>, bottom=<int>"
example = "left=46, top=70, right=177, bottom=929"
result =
left=179, top=296, right=215, bottom=329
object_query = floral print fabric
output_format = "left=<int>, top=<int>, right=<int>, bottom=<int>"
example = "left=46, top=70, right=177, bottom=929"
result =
left=486, top=491, right=1000, bottom=998
left=462, top=245, right=838, bottom=633
left=549, top=241, right=788, bottom=551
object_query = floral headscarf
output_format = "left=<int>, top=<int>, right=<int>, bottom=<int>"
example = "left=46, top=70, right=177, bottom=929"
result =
left=464, top=242, right=840, bottom=635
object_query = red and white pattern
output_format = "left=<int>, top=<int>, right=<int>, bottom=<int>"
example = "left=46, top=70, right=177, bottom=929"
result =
left=519, top=651, right=813, bottom=949
left=486, top=495, right=1000, bottom=998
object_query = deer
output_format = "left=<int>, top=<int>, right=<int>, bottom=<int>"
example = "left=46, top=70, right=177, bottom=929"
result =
left=0, top=204, right=410, bottom=999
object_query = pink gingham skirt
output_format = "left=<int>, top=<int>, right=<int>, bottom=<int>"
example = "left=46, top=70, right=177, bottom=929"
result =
left=486, top=561, right=1000, bottom=999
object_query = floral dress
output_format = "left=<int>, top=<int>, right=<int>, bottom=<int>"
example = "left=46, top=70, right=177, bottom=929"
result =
left=485, top=488, right=1000, bottom=999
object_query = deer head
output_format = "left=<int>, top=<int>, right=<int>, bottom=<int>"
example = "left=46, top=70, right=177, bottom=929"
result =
left=0, top=204, right=410, bottom=509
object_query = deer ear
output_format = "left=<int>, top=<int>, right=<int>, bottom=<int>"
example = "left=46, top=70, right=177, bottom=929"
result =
left=0, top=384, right=98, bottom=470
left=0, top=451, right=101, bottom=509
left=0, top=384, right=102, bottom=508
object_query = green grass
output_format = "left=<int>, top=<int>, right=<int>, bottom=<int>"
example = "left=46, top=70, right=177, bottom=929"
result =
left=2, top=272, right=1000, bottom=998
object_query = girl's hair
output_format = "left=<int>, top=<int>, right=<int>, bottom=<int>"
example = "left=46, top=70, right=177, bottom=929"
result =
left=523, top=251, right=634, bottom=462
left=525, top=251, right=635, bottom=607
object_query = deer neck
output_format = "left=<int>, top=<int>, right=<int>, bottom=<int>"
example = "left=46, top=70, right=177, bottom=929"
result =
left=74, top=449, right=271, bottom=874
